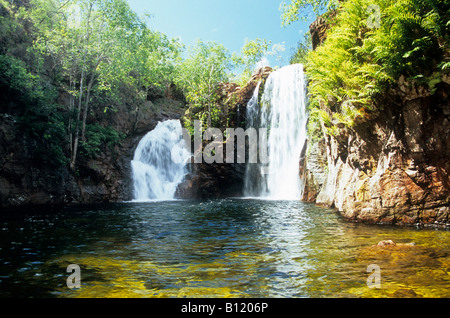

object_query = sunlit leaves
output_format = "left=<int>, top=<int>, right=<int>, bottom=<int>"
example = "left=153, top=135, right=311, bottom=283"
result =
left=304, top=0, right=449, bottom=135
left=280, top=0, right=339, bottom=25
left=175, top=40, right=233, bottom=130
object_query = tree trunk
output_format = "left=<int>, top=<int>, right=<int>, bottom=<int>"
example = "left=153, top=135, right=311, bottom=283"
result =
left=81, top=70, right=96, bottom=142
left=69, top=2, right=92, bottom=171
left=68, top=77, right=75, bottom=155
left=207, top=103, right=212, bottom=128
left=70, top=67, right=85, bottom=170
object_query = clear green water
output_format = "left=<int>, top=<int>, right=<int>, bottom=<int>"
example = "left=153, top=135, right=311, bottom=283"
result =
left=0, top=199, right=449, bottom=298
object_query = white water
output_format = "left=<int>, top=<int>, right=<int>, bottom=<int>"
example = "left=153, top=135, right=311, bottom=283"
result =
left=131, top=120, right=190, bottom=201
left=244, top=64, right=308, bottom=200
left=243, top=80, right=265, bottom=196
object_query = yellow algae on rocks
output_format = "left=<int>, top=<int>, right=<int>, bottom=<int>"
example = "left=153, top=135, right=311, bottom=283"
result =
left=348, top=240, right=450, bottom=298
left=50, top=251, right=262, bottom=298
left=177, top=286, right=246, bottom=298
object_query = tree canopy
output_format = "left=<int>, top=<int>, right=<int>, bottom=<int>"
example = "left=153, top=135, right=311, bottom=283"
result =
left=280, top=0, right=338, bottom=25
left=0, top=0, right=277, bottom=170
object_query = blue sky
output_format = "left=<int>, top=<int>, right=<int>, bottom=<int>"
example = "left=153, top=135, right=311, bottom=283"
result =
left=127, top=0, right=315, bottom=68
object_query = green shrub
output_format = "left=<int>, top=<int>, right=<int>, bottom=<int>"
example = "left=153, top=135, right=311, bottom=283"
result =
left=0, top=54, right=70, bottom=167
left=304, top=0, right=449, bottom=133
left=78, top=124, right=125, bottom=161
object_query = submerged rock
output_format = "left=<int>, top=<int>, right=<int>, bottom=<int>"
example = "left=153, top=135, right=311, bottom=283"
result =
left=390, top=288, right=422, bottom=298
left=377, top=240, right=396, bottom=247
left=375, top=240, right=416, bottom=247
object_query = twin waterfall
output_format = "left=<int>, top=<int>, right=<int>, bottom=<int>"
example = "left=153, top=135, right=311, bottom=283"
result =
left=244, top=64, right=308, bottom=199
left=131, top=120, right=190, bottom=201
left=131, top=64, right=308, bottom=201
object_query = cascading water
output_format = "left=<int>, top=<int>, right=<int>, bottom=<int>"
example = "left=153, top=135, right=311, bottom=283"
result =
left=243, top=80, right=265, bottom=196
left=131, top=120, right=190, bottom=201
left=244, top=64, right=308, bottom=199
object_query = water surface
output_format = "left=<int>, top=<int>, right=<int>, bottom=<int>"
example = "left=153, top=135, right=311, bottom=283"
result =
left=0, top=199, right=448, bottom=298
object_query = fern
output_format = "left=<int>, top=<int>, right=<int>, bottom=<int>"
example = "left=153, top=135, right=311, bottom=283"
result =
left=305, top=0, right=449, bottom=138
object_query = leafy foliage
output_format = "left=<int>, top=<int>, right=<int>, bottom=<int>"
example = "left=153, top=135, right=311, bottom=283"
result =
left=0, top=0, right=185, bottom=169
left=290, top=32, right=312, bottom=64
left=79, top=124, right=125, bottom=160
left=1, top=0, right=277, bottom=171
left=0, top=54, right=68, bottom=166
left=232, top=38, right=272, bottom=84
left=280, top=0, right=338, bottom=25
left=303, top=0, right=449, bottom=134
left=175, top=40, right=233, bottom=133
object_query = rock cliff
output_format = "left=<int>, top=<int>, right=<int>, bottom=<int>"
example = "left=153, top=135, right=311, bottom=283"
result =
left=301, top=18, right=450, bottom=227
left=0, top=94, right=186, bottom=208
left=309, top=79, right=449, bottom=227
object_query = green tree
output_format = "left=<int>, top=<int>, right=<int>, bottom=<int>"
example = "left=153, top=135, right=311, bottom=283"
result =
left=98, top=24, right=182, bottom=106
left=280, top=0, right=338, bottom=26
left=1, top=0, right=184, bottom=169
left=0, top=0, right=70, bottom=166
left=232, top=38, right=272, bottom=84
left=29, top=0, right=178, bottom=168
left=30, top=0, right=106, bottom=168
left=290, top=32, right=312, bottom=64
left=175, top=40, right=232, bottom=130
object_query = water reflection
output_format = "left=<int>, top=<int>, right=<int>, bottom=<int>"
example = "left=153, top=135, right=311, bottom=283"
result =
left=0, top=199, right=448, bottom=298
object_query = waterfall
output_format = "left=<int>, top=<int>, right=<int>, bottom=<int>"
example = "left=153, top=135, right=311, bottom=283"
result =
left=131, top=120, right=190, bottom=201
left=244, top=64, right=308, bottom=200
left=243, top=80, right=265, bottom=196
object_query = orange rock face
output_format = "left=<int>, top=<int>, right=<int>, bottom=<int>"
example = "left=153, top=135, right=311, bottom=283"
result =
left=304, top=76, right=449, bottom=227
